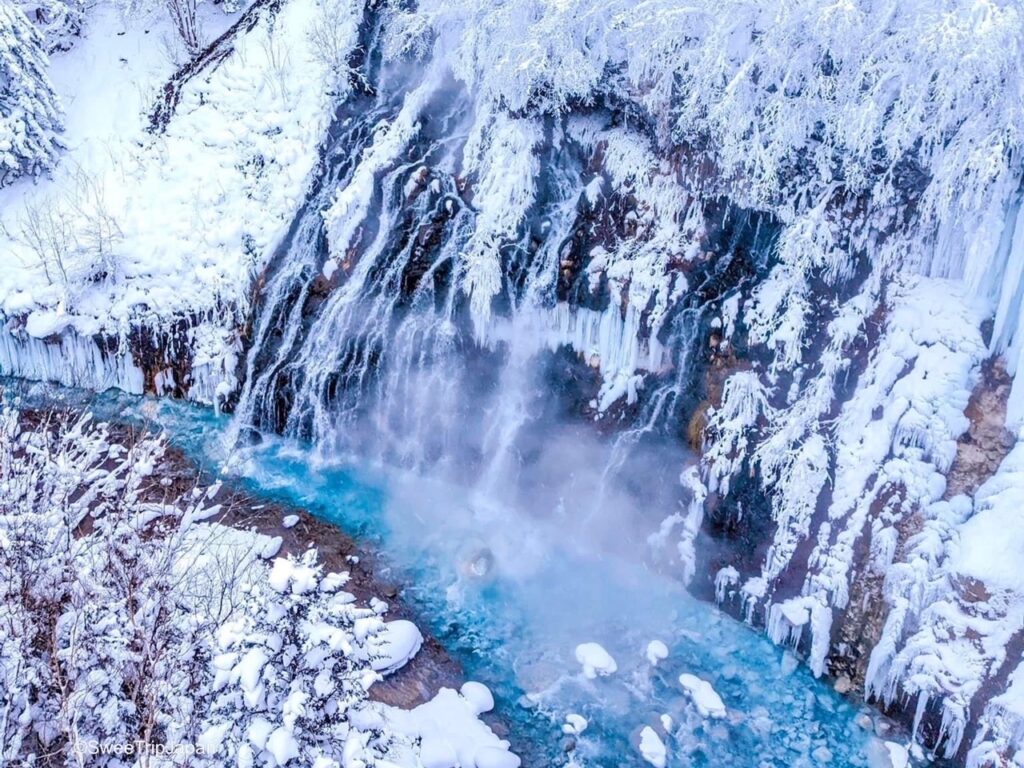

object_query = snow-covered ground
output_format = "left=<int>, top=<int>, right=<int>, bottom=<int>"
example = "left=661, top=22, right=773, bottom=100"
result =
left=0, top=0, right=345, bottom=402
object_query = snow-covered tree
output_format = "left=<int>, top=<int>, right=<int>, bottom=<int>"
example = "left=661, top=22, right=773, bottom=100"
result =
left=0, top=1, right=63, bottom=187
left=197, top=550, right=396, bottom=768
left=0, top=409, right=205, bottom=763
left=16, top=0, right=86, bottom=52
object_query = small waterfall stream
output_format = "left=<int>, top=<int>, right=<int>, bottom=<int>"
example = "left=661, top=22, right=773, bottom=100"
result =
left=229, top=51, right=695, bottom=478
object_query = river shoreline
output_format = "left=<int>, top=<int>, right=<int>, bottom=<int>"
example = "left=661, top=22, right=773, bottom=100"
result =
left=13, top=403, right=471, bottom=714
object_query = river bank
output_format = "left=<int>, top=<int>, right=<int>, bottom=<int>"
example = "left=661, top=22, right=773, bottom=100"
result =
left=6, top=394, right=518, bottom=755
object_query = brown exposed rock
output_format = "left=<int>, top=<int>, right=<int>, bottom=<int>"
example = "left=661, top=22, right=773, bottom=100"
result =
left=945, top=358, right=1015, bottom=499
left=827, top=487, right=908, bottom=694
left=127, top=318, right=199, bottom=399
left=687, top=402, right=709, bottom=452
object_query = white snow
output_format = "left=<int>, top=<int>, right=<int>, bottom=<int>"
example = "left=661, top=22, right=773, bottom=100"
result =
left=562, top=714, right=588, bottom=735
left=176, top=522, right=279, bottom=619
left=370, top=620, right=424, bottom=675
left=884, top=742, right=910, bottom=768
left=267, top=555, right=320, bottom=594
left=459, top=681, right=495, bottom=715
left=638, top=726, right=667, bottom=768
left=282, top=514, right=300, bottom=529
left=953, top=441, right=1024, bottom=592
left=382, top=687, right=521, bottom=768
left=678, top=673, right=726, bottom=719
left=265, top=726, right=300, bottom=765
left=575, top=642, right=618, bottom=679
left=645, top=640, right=669, bottom=666
left=0, top=0, right=350, bottom=402
left=259, top=535, right=283, bottom=559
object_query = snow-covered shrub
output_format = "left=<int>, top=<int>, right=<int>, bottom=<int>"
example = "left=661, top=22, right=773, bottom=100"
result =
left=109, top=0, right=203, bottom=56
left=198, top=550, right=396, bottom=767
left=0, top=408, right=415, bottom=766
left=0, top=408, right=205, bottom=762
left=0, top=1, right=63, bottom=187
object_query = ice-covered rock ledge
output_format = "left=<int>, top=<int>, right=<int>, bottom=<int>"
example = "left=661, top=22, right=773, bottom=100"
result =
left=0, top=315, right=235, bottom=405
left=706, top=273, right=1024, bottom=763
left=0, top=0, right=355, bottom=405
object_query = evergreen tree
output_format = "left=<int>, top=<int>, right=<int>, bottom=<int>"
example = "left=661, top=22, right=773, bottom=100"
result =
left=0, top=1, right=63, bottom=187
left=16, top=0, right=86, bottom=53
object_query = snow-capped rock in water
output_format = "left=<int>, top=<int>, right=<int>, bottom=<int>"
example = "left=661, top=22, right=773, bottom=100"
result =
left=575, top=642, right=618, bottom=679
left=562, top=713, right=588, bottom=735
left=638, top=725, right=668, bottom=767
left=884, top=742, right=911, bottom=768
left=646, top=639, right=669, bottom=666
left=677, top=674, right=727, bottom=719
left=3, top=0, right=1024, bottom=761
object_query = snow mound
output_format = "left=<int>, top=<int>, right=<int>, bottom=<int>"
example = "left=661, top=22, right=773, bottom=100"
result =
left=371, top=620, right=423, bottom=675
left=460, top=681, right=495, bottom=715
left=575, top=642, right=618, bottom=679
left=678, top=674, right=726, bottom=719
left=563, top=714, right=588, bottom=735
left=645, top=640, right=669, bottom=666
left=384, top=687, right=521, bottom=768
left=638, top=725, right=667, bottom=767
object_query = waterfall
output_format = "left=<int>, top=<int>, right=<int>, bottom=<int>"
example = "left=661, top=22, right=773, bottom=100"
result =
left=228, top=56, right=735, bottom=502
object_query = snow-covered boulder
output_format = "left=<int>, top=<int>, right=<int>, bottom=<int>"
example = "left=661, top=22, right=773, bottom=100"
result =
left=678, top=674, right=726, bottom=719
left=371, top=619, right=424, bottom=674
left=638, top=726, right=667, bottom=767
left=575, top=642, right=618, bottom=679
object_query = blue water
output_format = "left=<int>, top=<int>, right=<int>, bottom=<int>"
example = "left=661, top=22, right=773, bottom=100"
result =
left=4, top=380, right=885, bottom=767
